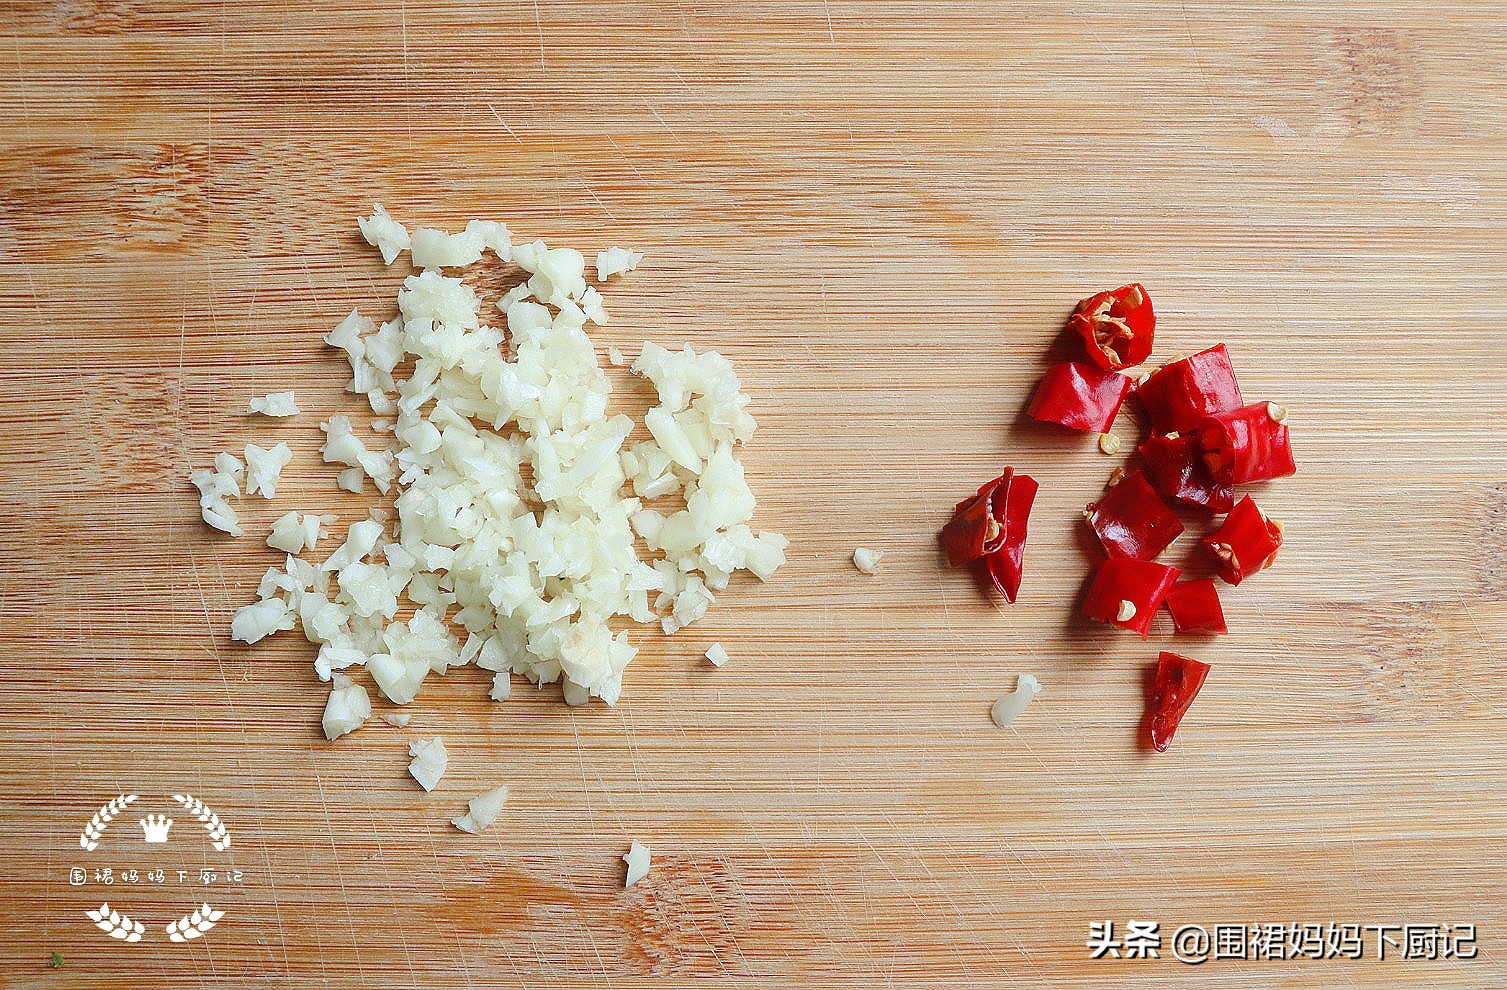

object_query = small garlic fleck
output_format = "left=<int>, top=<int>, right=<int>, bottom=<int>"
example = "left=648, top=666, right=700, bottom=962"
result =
left=1116, top=599, right=1138, bottom=623
left=623, top=840, right=652, bottom=887
left=1107, top=466, right=1127, bottom=487
left=852, top=547, right=883, bottom=575
left=1135, top=372, right=1151, bottom=387
left=990, top=673, right=1043, bottom=728
left=1267, top=402, right=1288, bottom=423
left=1097, top=432, right=1122, bottom=456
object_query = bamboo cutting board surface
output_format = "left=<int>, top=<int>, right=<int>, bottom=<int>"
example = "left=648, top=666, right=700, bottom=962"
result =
left=3, top=2, right=1506, bottom=987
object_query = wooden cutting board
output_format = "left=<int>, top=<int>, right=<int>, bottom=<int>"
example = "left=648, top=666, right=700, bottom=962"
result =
left=3, top=2, right=1506, bottom=986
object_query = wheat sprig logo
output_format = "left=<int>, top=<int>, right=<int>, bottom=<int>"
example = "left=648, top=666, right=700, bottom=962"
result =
left=165, top=903, right=226, bottom=942
left=171, top=794, right=231, bottom=851
left=85, top=903, right=145, bottom=942
left=79, top=794, right=138, bottom=851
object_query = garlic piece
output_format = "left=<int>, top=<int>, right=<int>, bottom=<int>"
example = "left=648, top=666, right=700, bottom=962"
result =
left=623, top=839, right=651, bottom=887
left=596, top=247, right=644, bottom=281
left=248, top=390, right=299, bottom=418
left=244, top=441, right=293, bottom=499
left=990, top=674, right=1042, bottom=728
left=322, top=673, right=372, bottom=741
left=452, top=785, right=509, bottom=834
left=407, top=737, right=449, bottom=792
left=357, top=204, right=412, bottom=265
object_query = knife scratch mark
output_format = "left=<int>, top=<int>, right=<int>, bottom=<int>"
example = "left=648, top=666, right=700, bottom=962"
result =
left=643, top=104, right=687, bottom=148
left=314, top=771, right=370, bottom=983
left=486, top=103, right=524, bottom=145
left=399, top=0, right=413, bottom=150
left=605, top=135, right=649, bottom=184
left=532, top=0, right=546, bottom=72
left=576, top=177, right=617, bottom=222
left=352, top=786, right=423, bottom=984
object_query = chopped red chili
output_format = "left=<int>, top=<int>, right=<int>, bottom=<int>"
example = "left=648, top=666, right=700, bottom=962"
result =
left=1069, top=283, right=1155, bottom=371
left=1081, top=557, right=1180, bottom=638
left=1136, top=343, right=1243, bottom=435
left=1084, top=469, right=1184, bottom=561
left=1026, top=362, right=1133, bottom=433
left=940, top=467, right=1039, bottom=603
left=1135, top=433, right=1234, bottom=513
left=1196, top=401, right=1296, bottom=485
left=1164, top=578, right=1227, bottom=635
left=1201, top=495, right=1282, bottom=585
left=942, top=476, right=1005, bottom=569
left=1145, top=651, right=1211, bottom=752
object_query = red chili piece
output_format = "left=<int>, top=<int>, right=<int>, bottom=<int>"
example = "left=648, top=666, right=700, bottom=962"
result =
left=940, top=467, right=1039, bottom=603
left=1146, top=651, right=1211, bottom=752
left=1164, top=578, right=1227, bottom=635
left=1201, top=495, right=1282, bottom=585
left=1196, top=401, right=1296, bottom=485
left=1027, top=362, right=1133, bottom=433
left=1081, top=557, right=1180, bottom=638
left=1069, top=283, right=1155, bottom=371
left=1084, top=469, right=1184, bottom=561
left=1135, top=433, right=1234, bottom=513
left=1136, top=344, right=1243, bottom=435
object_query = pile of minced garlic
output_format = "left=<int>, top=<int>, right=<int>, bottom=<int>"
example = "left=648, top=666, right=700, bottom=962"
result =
left=193, top=208, right=787, bottom=829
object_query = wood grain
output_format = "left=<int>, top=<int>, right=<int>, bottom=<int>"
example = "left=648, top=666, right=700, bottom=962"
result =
left=2, top=1, right=1506, bottom=986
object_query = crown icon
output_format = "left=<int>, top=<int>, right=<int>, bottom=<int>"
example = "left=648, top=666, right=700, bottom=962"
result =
left=139, top=814, right=173, bottom=843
